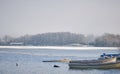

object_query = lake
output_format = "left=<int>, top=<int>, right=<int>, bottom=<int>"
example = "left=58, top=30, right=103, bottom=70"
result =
left=0, top=46, right=120, bottom=74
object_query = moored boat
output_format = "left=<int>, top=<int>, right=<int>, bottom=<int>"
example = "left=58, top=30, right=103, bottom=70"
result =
left=69, top=57, right=120, bottom=69
left=69, top=61, right=120, bottom=69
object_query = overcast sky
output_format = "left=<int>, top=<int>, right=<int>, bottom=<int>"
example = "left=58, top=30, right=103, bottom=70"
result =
left=0, top=0, right=120, bottom=37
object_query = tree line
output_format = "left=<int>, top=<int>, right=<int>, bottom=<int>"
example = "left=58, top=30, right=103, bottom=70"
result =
left=0, top=32, right=120, bottom=47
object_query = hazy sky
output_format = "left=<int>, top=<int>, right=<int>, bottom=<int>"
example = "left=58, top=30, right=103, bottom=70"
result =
left=0, top=0, right=120, bottom=37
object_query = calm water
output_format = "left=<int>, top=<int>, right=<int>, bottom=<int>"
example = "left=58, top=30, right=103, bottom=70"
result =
left=0, top=47, right=120, bottom=74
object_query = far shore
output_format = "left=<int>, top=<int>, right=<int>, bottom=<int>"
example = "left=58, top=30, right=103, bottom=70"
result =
left=0, top=46, right=119, bottom=50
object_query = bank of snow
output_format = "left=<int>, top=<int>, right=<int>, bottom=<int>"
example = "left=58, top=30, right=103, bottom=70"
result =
left=0, top=46, right=119, bottom=50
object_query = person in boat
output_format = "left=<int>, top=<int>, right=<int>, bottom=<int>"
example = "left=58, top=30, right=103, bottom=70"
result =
left=102, top=53, right=114, bottom=57
left=100, top=53, right=113, bottom=60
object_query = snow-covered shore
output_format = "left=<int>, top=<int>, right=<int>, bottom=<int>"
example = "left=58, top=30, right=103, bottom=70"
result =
left=0, top=46, right=119, bottom=50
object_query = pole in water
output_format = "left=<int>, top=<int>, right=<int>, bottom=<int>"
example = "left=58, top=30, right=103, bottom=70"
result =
left=16, top=63, right=18, bottom=66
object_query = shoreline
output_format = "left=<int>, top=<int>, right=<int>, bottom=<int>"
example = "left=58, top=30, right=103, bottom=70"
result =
left=0, top=46, right=119, bottom=50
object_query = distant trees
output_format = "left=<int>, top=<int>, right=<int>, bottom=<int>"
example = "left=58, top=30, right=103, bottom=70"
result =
left=94, top=33, right=120, bottom=47
left=0, top=32, right=120, bottom=47
left=16, top=32, right=87, bottom=46
left=0, top=35, right=14, bottom=45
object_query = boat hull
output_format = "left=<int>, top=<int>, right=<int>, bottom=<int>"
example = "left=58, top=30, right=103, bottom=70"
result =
left=69, top=62, right=120, bottom=69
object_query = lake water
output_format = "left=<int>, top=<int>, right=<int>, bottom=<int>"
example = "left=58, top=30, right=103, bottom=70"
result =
left=0, top=47, right=120, bottom=74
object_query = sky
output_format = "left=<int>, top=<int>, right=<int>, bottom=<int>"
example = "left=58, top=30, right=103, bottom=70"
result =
left=0, top=0, right=120, bottom=37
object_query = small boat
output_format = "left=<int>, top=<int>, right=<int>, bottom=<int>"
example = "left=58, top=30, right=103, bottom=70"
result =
left=69, top=57, right=120, bottom=69
left=43, top=59, right=70, bottom=62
